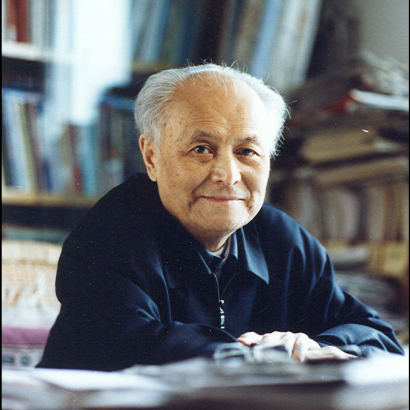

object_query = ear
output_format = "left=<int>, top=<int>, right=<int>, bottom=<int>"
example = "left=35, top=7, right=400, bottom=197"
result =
left=139, top=134, right=160, bottom=182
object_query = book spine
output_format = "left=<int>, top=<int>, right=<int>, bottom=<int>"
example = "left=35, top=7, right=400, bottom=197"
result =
left=138, top=0, right=169, bottom=63
left=250, top=0, right=283, bottom=79
left=2, top=89, right=34, bottom=191
left=67, top=124, right=83, bottom=195
left=16, top=0, right=30, bottom=42
left=5, top=0, right=18, bottom=41
left=231, top=0, right=266, bottom=66
left=26, top=95, right=46, bottom=191
left=78, top=124, right=100, bottom=197
left=16, top=99, right=38, bottom=191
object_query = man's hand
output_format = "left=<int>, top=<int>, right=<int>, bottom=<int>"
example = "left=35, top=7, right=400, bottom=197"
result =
left=238, top=331, right=357, bottom=363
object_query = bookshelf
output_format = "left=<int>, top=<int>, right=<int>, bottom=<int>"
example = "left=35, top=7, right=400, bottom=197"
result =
left=1, top=0, right=408, bottom=336
left=270, top=55, right=409, bottom=286
left=2, top=1, right=407, bottom=282
left=2, top=0, right=324, bottom=225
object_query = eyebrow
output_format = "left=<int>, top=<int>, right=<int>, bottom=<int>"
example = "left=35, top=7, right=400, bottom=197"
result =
left=191, top=130, right=262, bottom=145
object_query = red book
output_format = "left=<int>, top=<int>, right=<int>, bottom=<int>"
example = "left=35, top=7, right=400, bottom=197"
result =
left=6, top=0, right=18, bottom=41
left=16, top=0, right=29, bottom=43
left=68, top=124, right=83, bottom=195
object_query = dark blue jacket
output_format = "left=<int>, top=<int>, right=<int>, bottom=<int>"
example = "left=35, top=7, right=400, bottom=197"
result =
left=38, top=174, right=404, bottom=370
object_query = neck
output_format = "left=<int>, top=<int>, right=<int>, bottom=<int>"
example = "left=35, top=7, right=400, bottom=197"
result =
left=196, top=232, right=232, bottom=253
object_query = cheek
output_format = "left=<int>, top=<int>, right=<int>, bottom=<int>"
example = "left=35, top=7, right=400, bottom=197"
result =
left=247, top=166, right=270, bottom=195
left=162, top=161, right=197, bottom=198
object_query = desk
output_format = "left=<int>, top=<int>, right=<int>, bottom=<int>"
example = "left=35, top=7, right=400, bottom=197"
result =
left=3, top=354, right=409, bottom=410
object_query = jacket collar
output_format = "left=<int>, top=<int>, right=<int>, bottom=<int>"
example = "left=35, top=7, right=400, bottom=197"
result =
left=139, top=174, right=270, bottom=287
left=237, top=223, right=270, bottom=285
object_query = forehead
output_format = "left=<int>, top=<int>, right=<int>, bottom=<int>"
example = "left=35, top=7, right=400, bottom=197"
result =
left=172, top=73, right=263, bottom=109
left=165, top=74, right=269, bottom=140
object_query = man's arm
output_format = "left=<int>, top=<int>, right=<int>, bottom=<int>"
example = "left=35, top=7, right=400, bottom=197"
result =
left=255, top=204, right=405, bottom=359
left=38, top=250, right=236, bottom=371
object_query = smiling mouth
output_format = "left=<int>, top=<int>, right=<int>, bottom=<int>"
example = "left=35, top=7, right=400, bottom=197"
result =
left=201, top=196, right=244, bottom=203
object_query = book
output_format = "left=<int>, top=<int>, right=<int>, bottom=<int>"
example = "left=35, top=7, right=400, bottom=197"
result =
left=132, top=0, right=157, bottom=61
left=2, top=88, right=38, bottom=192
left=291, top=0, right=323, bottom=88
left=67, top=124, right=83, bottom=195
left=16, top=99, right=38, bottom=191
left=314, top=156, right=409, bottom=186
left=138, top=0, right=169, bottom=63
left=281, top=172, right=324, bottom=239
left=363, top=184, right=390, bottom=242
left=159, top=0, right=183, bottom=64
left=250, top=0, right=284, bottom=79
left=216, top=0, right=245, bottom=64
left=349, top=89, right=409, bottom=112
left=26, top=96, right=46, bottom=191
left=231, top=0, right=266, bottom=66
left=321, top=187, right=361, bottom=242
left=265, top=0, right=323, bottom=93
left=177, top=0, right=208, bottom=65
left=130, top=0, right=151, bottom=60
left=300, top=136, right=404, bottom=164
left=381, top=242, right=409, bottom=279
left=5, top=0, right=18, bottom=41
left=78, top=124, right=100, bottom=197
left=16, top=0, right=29, bottom=42
left=29, top=0, right=48, bottom=48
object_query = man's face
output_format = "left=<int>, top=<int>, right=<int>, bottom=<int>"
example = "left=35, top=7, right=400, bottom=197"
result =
left=141, top=76, right=273, bottom=251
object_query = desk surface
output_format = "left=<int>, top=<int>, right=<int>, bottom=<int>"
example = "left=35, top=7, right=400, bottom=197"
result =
left=3, top=354, right=409, bottom=410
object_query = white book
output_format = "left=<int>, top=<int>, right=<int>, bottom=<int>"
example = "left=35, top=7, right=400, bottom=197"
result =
left=2, top=89, right=35, bottom=191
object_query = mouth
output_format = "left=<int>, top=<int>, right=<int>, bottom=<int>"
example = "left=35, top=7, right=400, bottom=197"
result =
left=200, top=196, right=244, bottom=204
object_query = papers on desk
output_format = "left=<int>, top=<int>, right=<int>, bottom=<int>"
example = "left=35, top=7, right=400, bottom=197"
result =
left=2, top=368, right=174, bottom=409
left=2, top=353, right=409, bottom=410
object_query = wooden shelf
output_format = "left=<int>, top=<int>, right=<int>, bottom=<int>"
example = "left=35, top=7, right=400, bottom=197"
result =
left=131, top=60, right=173, bottom=74
left=2, top=41, right=53, bottom=62
left=2, top=189, right=100, bottom=208
left=2, top=41, right=73, bottom=64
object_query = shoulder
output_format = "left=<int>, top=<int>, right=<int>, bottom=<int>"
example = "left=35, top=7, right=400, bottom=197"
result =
left=253, top=202, right=327, bottom=255
left=63, top=173, right=161, bottom=255
left=90, top=173, right=160, bottom=216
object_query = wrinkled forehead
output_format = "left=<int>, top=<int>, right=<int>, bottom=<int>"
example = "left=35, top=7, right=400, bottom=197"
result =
left=160, top=73, right=271, bottom=150
left=172, top=72, right=255, bottom=102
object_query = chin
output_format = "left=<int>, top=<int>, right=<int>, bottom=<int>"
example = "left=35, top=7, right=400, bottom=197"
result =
left=203, top=218, right=249, bottom=234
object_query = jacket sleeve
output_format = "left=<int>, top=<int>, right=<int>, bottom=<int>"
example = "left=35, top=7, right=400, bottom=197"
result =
left=37, top=184, right=237, bottom=371
left=38, top=246, right=236, bottom=371
left=293, top=239, right=404, bottom=357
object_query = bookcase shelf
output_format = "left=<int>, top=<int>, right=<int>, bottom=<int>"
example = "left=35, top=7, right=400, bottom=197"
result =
left=2, top=188, right=100, bottom=209
left=1, top=41, right=53, bottom=63
left=4, top=0, right=407, bottom=266
left=131, top=61, right=173, bottom=74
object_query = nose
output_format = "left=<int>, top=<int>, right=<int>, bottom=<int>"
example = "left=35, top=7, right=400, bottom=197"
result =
left=210, top=152, right=241, bottom=186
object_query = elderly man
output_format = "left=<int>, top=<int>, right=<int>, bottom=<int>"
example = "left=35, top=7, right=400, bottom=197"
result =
left=38, top=64, right=403, bottom=371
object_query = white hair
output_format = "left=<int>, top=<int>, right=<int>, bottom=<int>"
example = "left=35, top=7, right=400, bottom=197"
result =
left=134, top=63, right=288, bottom=157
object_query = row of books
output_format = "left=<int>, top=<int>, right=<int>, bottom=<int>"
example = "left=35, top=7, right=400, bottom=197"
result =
left=218, top=0, right=323, bottom=93
left=2, top=0, right=213, bottom=68
left=130, top=0, right=210, bottom=67
left=272, top=55, right=409, bottom=279
left=2, top=0, right=52, bottom=47
left=2, top=87, right=145, bottom=197
left=15, top=0, right=322, bottom=90
left=278, top=163, right=409, bottom=244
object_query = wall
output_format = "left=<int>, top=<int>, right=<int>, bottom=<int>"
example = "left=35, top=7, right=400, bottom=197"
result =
left=354, top=0, right=409, bottom=64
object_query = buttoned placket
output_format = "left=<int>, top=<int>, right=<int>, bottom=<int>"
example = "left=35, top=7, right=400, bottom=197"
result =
left=209, top=256, right=226, bottom=329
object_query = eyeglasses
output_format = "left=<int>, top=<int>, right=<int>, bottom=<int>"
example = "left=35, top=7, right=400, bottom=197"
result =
left=214, top=343, right=291, bottom=364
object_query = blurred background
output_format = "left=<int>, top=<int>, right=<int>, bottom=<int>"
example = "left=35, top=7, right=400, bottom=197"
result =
left=2, top=0, right=409, bottom=347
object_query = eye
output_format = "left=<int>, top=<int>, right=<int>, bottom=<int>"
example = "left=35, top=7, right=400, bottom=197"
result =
left=237, top=148, right=257, bottom=156
left=193, top=145, right=211, bottom=154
